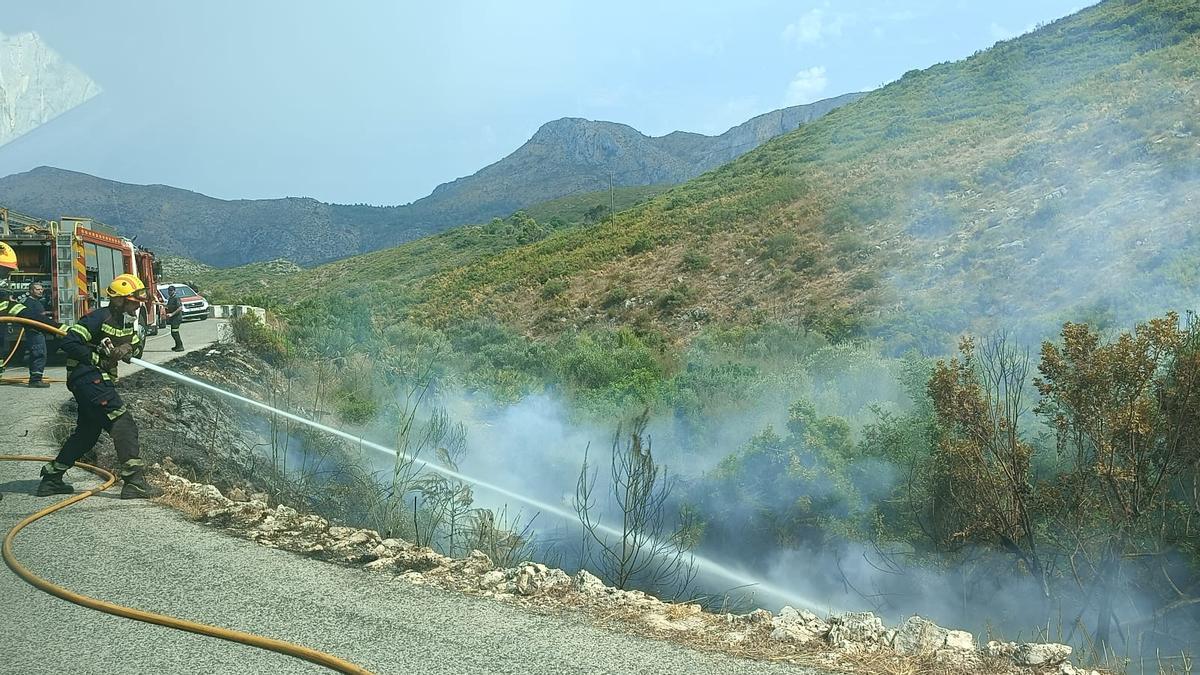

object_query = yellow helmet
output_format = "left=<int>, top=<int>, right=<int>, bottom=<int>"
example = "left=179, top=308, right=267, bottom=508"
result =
left=0, top=242, right=17, bottom=271
left=106, top=273, right=147, bottom=300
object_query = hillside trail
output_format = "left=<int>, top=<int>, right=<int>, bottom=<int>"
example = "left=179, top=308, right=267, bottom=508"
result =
left=0, top=320, right=818, bottom=674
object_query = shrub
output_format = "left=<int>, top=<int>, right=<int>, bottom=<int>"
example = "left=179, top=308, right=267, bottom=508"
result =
left=601, top=285, right=631, bottom=309
left=627, top=234, right=655, bottom=255
left=849, top=270, right=881, bottom=291
left=229, top=313, right=291, bottom=364
left=655, top=283, right=695, bottom=313
left=541, top=278, right=568, bottom=299
left=792, top=248, right=820, bottom=273
left=681, top=249, right=711, bottom=271
left=336, top=391, right=378, bottom=425
left=762, top=232, right=798, bottom=262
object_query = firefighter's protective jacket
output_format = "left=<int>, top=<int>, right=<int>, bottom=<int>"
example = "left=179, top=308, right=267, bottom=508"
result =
left=0, top=297, right=62, bottom=331
left=62, top=307, right=143, bottom=384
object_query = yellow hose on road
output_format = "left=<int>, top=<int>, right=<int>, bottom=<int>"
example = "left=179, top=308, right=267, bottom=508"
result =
left=0, top=338, right=375, bottom=674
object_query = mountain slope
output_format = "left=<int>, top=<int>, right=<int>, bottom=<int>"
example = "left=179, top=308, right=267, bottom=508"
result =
left=414, top=0, right=1200, bottom=346
left=403, top=93, right=864, bottom=229
left=207, top=0, right=1200, bottom=352
left=0, top=95, right=861, bottom=267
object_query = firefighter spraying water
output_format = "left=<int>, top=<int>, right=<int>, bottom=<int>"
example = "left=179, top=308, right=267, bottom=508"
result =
left=32, top=273, right=162, bottom=499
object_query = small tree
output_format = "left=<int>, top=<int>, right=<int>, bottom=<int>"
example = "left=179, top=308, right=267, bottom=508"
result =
left=574, top=413, right=697, bottom=597
left=1035, top=313, right=1200, bottom=649
left=927, top=334, right=1048, bottom=593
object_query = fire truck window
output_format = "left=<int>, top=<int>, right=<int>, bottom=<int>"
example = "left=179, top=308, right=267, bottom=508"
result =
left=85, top=243, right=99, bottom=298
left=98, top=245, right=117, bottom=292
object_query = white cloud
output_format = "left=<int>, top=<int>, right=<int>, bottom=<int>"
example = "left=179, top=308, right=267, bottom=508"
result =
left=782, top=8, right=844, bottom=46
left=784, top=66, right=828, bottom=106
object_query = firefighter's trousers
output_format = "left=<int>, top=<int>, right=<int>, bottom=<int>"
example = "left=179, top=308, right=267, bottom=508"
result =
left=53, top=375, right=143, bottom=473
left=170, top=321, right=184, bottom=350
left=25, top=331, right=46, bottom=382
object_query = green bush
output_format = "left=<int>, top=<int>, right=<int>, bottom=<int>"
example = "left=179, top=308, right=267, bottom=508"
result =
left=655, top=283, right=695, bottom=313
left=849, top=270, right=881, bottom=291
left=681, top=249, right=712, bottom=271
left=627, top=234, right=655, bottom=255
left=762, top=232, right=798, bottom=262
left=792, top=248, right=822, bottom=274
left=541, top=278, right=568, bottom=299
left=601, top=285, right=631, bottom=309
left=335, top=391, right=378, bottom=425
left=229, top=313, right=291, bottom=364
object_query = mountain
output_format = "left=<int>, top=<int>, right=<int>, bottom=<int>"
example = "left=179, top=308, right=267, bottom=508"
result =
left=0, top=94, right=862, bottom=267
left=0, top=32, right=101, bottom=148
left=402, top=93, right=864, bottom=229
left=199, top=0, right=1200, bottom=351
left=0, top=166, right=400, bottom=266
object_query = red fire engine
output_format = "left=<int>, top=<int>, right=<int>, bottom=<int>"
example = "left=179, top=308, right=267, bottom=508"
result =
left=0, top=206, right=163, bottom=332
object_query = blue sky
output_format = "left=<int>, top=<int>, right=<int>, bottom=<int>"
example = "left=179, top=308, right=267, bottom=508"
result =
left=0, top=1, right=1088, bottom=205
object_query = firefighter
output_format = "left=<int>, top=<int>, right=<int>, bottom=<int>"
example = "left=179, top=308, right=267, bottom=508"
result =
left=21, top=282, right=51, bottom=387
left=0, top=243, right=63, bottom=380
left=165, top=285, right=185, bottom=351
left=36, top=273, right=162, bottom=499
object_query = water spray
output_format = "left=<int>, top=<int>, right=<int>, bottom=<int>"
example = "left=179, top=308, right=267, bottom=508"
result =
left=131, top=356, right=822, bottom=612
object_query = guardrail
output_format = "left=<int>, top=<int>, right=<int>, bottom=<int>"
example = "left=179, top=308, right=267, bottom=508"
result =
left=207, top=305, right=267, bottom=321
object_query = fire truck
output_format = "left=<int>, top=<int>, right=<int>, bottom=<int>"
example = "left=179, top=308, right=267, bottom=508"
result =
left=0, top=206, right=164, bottom=336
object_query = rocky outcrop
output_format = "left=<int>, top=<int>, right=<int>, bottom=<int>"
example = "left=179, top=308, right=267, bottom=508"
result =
left=155, top=469, right=1097, bottom=675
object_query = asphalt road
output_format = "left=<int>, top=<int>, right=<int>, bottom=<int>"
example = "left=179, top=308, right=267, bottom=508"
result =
left=0, top=320, right=814, bottom=675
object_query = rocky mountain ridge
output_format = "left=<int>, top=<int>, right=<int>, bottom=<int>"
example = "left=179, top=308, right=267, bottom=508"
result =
left=0, top=93, right=862, bottom=267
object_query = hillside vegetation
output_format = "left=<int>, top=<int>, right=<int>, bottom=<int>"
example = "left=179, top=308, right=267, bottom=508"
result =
left=205, top=1, right=1200, bottom=355
left=430, top=0, right=1199, bottom=350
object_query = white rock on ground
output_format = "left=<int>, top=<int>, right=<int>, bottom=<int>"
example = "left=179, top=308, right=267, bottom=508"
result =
left=770, top=606, right=829, bottom=645
left=160, top=469, right=1099, bottom=674
left=1014, top=642, right=1073, bottom=666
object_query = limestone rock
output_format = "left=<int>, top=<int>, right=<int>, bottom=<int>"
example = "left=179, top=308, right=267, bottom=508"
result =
left=770, top=606, right=829, bottom=645
left=479, top=570, right=507, bottom=589
left=514, top=562, right=571, bottom=596
left=1014, top=642, right=1072, bottom=666
left=393, top=546, right=449, bottom=572
left=364, top=557, right=398, bottom=572
left=943, top=629, right=976, bottom=652
left=827, top=611, right=886, bottom=648
left=572, top=570, right=607, bottom=597
left=891, top=616, right=949, bottom=655
left=985, top=640, right=1017, bottom=658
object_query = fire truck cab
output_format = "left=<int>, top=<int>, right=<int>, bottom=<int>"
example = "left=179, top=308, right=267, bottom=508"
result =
left=0, top=207, right=163, bottom=338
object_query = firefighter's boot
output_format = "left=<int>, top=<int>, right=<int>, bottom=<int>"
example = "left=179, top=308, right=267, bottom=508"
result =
left=119, top=459, right=161, bottom=500
left=36, top=463, right=74, bottom=496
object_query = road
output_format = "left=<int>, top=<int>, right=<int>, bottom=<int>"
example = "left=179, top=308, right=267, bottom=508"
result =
left=0, top=319, right=813, bottom=675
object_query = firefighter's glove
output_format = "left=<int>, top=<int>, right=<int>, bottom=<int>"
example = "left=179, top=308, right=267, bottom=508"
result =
left=101, top=343, right=133, bottom=371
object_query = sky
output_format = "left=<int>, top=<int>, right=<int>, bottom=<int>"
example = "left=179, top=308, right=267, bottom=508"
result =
left=0, top=0, right=1088, bottom=206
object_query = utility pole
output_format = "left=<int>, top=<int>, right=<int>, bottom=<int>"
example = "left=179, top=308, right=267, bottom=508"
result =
left=609, top=170, right=615, bottom=225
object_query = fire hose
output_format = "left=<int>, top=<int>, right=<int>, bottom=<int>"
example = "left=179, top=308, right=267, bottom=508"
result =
left=0, top=317, right=373, bottom=674
left=1, top=319, right=63, bottom=384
